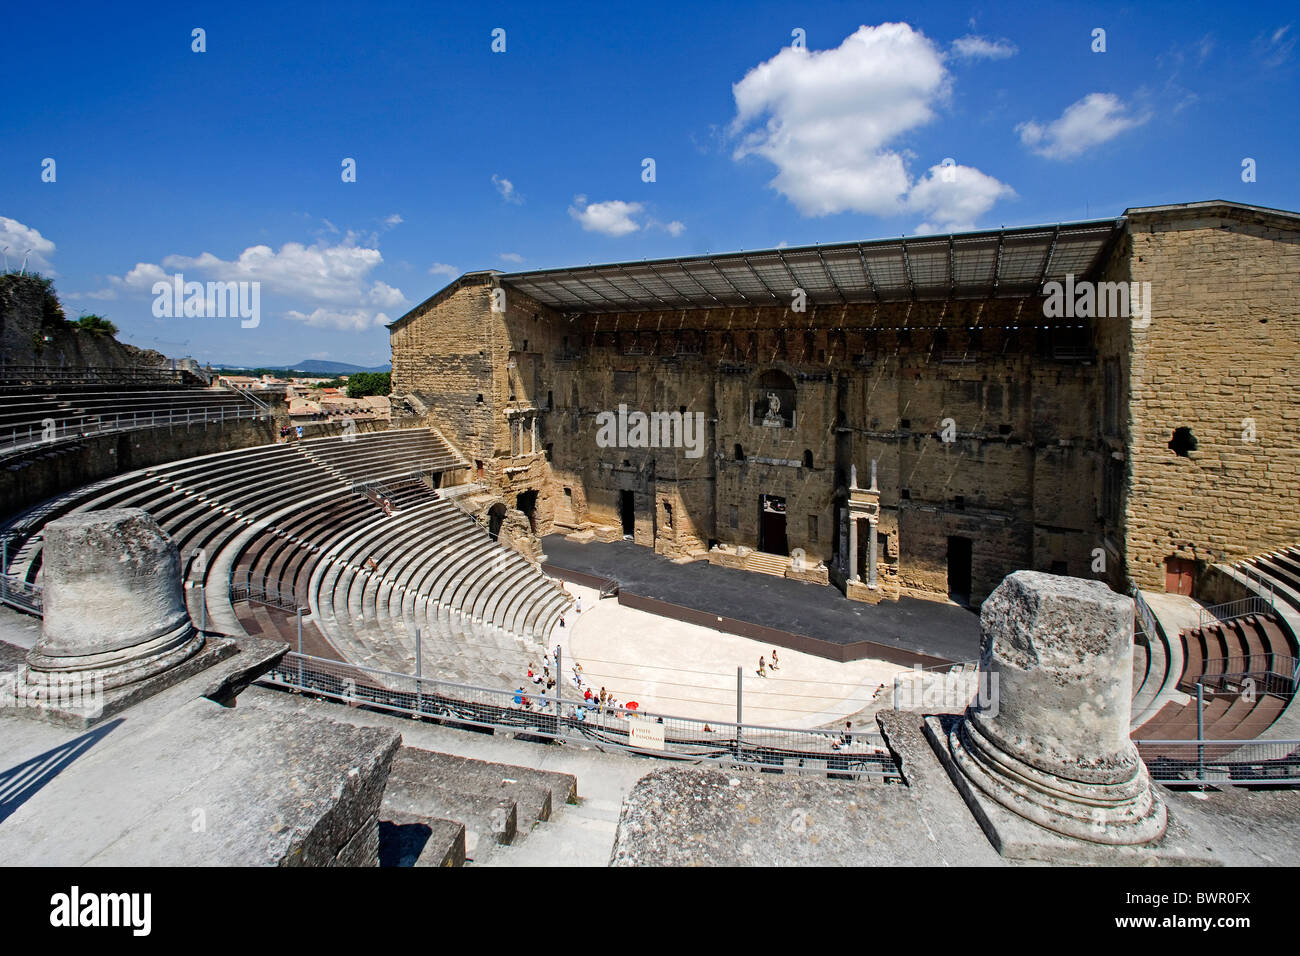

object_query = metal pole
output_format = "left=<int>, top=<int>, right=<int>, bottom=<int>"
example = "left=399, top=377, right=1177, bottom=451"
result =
left=415, top=627, right=423, bottom=718
left=296, top=607, right=303, bottom=690
left=1196, top=681, right=1205, bottom=783
left=198, top=584, right=206, bottom=633
left=736, top=666, right=743, bottom=759
left=556, top=647, right=563, bottom=731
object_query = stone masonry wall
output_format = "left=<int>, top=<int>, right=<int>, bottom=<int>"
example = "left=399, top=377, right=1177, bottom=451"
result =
left=1123, top=206, right=1300, bottom=591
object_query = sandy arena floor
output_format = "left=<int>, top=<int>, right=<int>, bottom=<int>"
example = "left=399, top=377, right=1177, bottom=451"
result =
left=548, top=582, right=909, bottom=728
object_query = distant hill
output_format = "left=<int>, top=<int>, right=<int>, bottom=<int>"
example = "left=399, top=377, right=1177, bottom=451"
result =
left=213, top=359, right=391, bottom=375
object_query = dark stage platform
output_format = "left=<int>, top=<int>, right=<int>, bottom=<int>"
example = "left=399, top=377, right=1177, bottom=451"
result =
left=542, top=536, right=981, bottom=664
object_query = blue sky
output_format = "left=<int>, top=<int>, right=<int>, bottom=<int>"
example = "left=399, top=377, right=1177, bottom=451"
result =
left=2, top=1, right=1296, bottom=367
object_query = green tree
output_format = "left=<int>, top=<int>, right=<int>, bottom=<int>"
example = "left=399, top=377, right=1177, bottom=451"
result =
left=346, top=371, right=391, bottom=398
left=76, top=313, right=118, bottom=335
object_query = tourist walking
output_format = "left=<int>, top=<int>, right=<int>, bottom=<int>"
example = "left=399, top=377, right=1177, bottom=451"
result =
left=770, top=649, right=780, bottom=671
left=757, top=656, right=767, bottom=678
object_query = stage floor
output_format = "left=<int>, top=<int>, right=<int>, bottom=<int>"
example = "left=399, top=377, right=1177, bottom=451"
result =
left=541, top=535, right=981, bottom=663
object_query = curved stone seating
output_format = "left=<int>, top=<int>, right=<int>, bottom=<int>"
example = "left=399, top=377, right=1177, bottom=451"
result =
left=295, top=494, right=571, bottom=684
left=5, top=425, right=573, bottom=693
left=1133, top=612, right=1296, bottom=744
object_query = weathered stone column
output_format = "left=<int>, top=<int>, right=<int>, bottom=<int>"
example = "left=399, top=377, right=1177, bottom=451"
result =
left=935, top=571, right=1166, bottom=849
left=847, top=516, right=859, bottom=583
left=25, top=508, right=203, bottom=692
left=867, top=517, right=878, bottom=588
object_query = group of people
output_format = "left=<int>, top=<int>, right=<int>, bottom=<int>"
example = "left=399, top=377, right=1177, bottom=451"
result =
left=510, top=642, right=639, bottom=725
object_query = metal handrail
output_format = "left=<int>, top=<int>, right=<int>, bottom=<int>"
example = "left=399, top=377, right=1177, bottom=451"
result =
left=220, top=380, right=271, bottom=412
left=1198, top=594, right=1276, bottom=629
left=1, top=402, right=268, bottom=454
left=1130, top=581, right=1161, bottom=643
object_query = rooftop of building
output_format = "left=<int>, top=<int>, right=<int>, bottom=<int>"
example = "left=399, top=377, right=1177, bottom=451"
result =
left=391, top=199, right=1300, bottom=329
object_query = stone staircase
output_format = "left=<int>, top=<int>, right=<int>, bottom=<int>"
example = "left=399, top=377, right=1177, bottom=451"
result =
left=744, top=551, right=789, bottom=578
left=378, top=745, right=579, bottom=866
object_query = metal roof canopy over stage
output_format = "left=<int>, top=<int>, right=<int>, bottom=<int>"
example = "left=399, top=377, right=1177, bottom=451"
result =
left=500, top=218, right=1125, bottom=314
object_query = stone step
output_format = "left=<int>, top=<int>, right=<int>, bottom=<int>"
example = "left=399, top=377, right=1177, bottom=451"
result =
left=381, top=749, right=521, bottom=862
left=397, top=748, right=577, bottom=827
left=378, top=811, right=467, bottom=867
left=744, top=552, right=788, bottom=577
left=480, top=796, right=623, bottom=868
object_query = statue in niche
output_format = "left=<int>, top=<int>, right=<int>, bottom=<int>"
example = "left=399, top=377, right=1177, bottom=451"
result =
left=761, top=391, right=784, bottom=427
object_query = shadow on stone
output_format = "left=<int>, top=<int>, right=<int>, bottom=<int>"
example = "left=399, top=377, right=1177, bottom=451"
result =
left=377, top=820, right=431, bottom=867
left=0, top=718, right=122, bottom=824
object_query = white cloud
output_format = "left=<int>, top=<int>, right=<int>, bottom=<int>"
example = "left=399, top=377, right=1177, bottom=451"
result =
left=367, top=281, right=406, bottom=309
left=1254, top=24, right=1295, bottom=68
left=569, top=198, right=645, bottom=236
left=428, top=262, right=458, bottom=277
left=283, top=307, right=392, bottom=332
left=663, top=220, right=686, bottom=237
left=492, top=174, right=523, bottom=205
left=382, top=213, right=403, bottom=227
left=0, top=216, right=57, bottom=274
left=78, top=233, right=406, bottom=331
left=499, top=252, right=525, bottom=264
left=728, top=23, right=1014, bottom=226
left=1016, top=92, right=1150, bottom=160
left=950, top=35, right=1017, bottom=60
left=908, top=162, right=1016, bottom=233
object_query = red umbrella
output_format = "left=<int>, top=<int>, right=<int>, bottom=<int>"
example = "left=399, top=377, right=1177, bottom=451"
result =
left=626, top=701, right=639, bottom=710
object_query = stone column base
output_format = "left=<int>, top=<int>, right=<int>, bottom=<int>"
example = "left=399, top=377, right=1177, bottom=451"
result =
left=925, top=716, right=1214, bottom=865
left=25, top=620, right=203, bottom=692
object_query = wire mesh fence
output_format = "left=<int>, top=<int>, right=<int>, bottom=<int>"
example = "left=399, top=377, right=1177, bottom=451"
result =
left=1191, top=659, right=1299, bottom=698
left=260, top=651, right=902, bottom=781
left=1137, top=738, right=1300, bottom=785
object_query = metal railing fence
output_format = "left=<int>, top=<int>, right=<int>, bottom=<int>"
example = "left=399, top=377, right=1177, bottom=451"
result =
left=0, top=574, right=42, bottom=614
left=230, top=573, right=306, bottom=614
left=1137, top=738, right=1300, bottom=785
left=1197, top=595, right=1277, bottom=629
left=1190, top=656, right=1299, bottom=697
left=260, top=651, right=901, bottom=781
left=2, top=402, right=269, bottom=454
